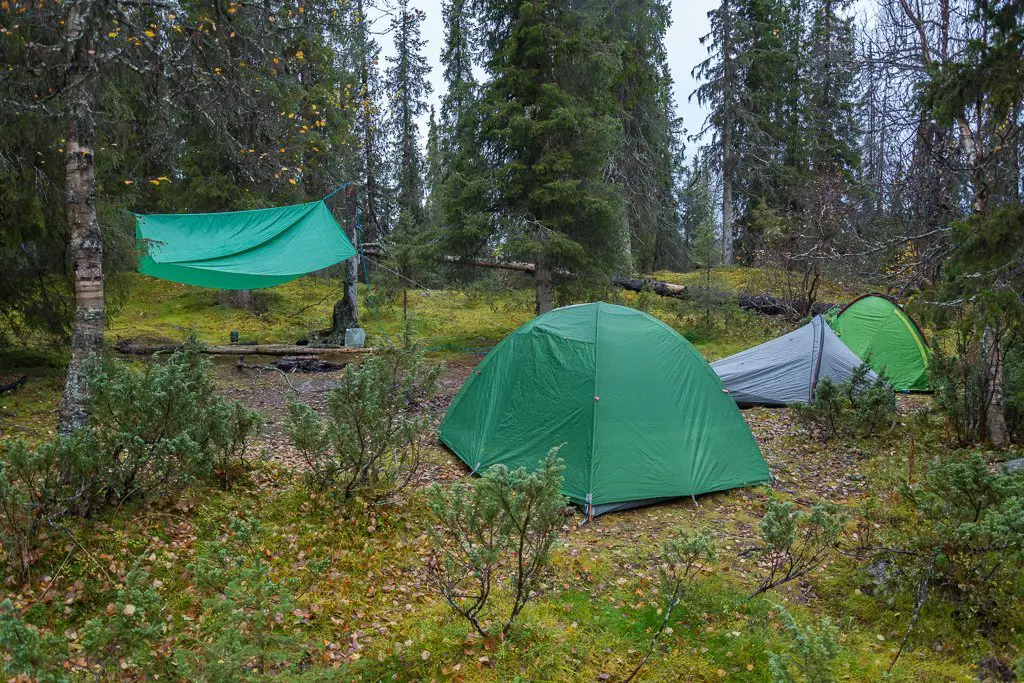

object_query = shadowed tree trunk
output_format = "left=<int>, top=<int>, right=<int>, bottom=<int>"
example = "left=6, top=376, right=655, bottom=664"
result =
left=58, top=0, right=103, bottom=434
left=535, top=246, right=553, bottom=314
left=327, top=189, right=360, bottom=343
left=984, top=325, right=1009, bottom=447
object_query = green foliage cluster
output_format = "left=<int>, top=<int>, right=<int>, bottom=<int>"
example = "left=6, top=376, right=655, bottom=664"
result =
left=81, top=561, right=165, bottom=675
left=426, top=450, right=568, bottom=638
left=0, top=599, right=69, bottom=682
left=752, top=498, right=847, bottom=597
left=286, top=346, right=441, bottom=505
left=792, top=363, right=897, bottom=439
left=178, top=517, right=306, bottom=679
left=0, top=342, right=261, bottom=577
left=895, top=454, right=1024, bottom=632
left=768, top=606, right=842, bottom=683
left=627, top=531, right=717, bottom=680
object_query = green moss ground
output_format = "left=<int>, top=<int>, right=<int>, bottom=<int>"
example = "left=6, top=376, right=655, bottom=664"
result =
left=0, top=269, right=1012, bottom=681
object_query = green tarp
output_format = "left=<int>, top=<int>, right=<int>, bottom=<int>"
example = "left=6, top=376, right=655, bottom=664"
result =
left=136, top=200, right=356, bottom=289
left=826, top=294, right=931, bottom=391
left=439, top=302, right=771, bottom=515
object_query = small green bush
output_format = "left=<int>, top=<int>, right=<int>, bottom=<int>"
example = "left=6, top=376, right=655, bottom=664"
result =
left=426, top=450, right=567, bottom=638
left=751, top=498, right=847, bottom=597
left=895, top=454, right=1024, bottom=631
left=0, top=599, right=69, bottom=682
left=0, top=433, right=98, bottom=578
left=768, top=606, right=841, bottom=683
left=177, top=517, right=305, bottom=679
left=626, top=531, right=716, bottom=681
left=82, top=560, right=165, bottom=674
left=85, top=340, right=262, bottom=502
left=286, top=346, right=440, bottom=505
left=0, top=341, right=261, bottom=576
left=792, top=363, right=896, bottom=439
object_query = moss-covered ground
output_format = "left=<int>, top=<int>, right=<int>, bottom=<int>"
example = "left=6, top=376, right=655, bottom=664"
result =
left=0, top=270, right=1018, bottom=681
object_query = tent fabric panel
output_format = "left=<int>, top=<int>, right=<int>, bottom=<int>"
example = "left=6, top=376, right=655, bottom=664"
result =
left=138, top=258, right=298, bottom=290
left=590, top=306, right=769, bottom=505
left=438, top=332, right=596, bottom=505
left=138, top=201, right=324, bottom=263
left=817, top=323, right=877, bottom=387
left=710, top=323, right=816, bottom=406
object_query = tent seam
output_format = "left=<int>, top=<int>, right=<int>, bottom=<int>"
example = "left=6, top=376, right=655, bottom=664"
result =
left=587, top=302, right=601, bottom=511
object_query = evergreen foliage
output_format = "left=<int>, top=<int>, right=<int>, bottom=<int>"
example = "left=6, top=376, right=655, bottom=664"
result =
left=285, top=347, right=441, bottom=505
left=0, top=342, right=261, bottom=577
left=425, top=450, right=567, bottom=638
left=751, top=498, right=847, bottom=597
left=768, top=606, right=842, bottom=683
left=792, top=364, right=897, bottom=439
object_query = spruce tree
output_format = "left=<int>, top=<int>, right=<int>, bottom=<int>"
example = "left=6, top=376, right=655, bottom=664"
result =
left=435, top=0, right=490, bottom=260
left=477, top=0, right=621, bottom=313
left=605, top=0, right=683, bottom=274
left=384, top=0, right=432, bottom=281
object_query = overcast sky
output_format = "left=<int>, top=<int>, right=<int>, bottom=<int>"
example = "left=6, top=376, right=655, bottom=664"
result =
left=379, top=0, right=718, bottom=151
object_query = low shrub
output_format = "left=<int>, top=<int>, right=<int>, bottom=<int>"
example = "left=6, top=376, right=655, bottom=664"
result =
left=768, top=606, right=842, bottom=683
left=751, top=498, right=847, bottom=598
left=0, top=433, right=98, bottom=578
left=285, top=346, right=440, bottom=505
left=625, top=531, right=716, bottom=682
left=0, top=341, right=261, bottom=576
left=426, top=450, right=567, bottom=638
left=82, top=560, right=165, bottom=675
left=893, top=453, right=1024, bottom=632
left=85, top=340, right=262, bottom=502
left=0, top=599, right=69, bottom=682
left=177, top=517, right=306, bottom=679
left=793, top=363, right=897, bottom=439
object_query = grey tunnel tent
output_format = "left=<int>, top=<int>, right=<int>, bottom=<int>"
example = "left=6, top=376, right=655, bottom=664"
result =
left=711, top=315, right=877, bottom=407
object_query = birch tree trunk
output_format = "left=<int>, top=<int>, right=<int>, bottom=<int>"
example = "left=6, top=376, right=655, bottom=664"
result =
left=58, top=0, right=103, bottom=434
left=984, top=325, right=1009, bottom=447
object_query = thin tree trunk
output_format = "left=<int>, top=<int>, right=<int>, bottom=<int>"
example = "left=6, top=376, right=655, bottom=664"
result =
left=721, top=0, right=734, bottom=266
left=58, top=0, right=103, bottom=434
left=984, top=325, right=1009, bottom=447
left=535, top=249, right=553, bottom=315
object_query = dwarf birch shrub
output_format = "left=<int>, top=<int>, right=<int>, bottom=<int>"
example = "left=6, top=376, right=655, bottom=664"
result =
left=426, top=450, right=568, bottom=638
left=286, top=346, right=440, bottom=505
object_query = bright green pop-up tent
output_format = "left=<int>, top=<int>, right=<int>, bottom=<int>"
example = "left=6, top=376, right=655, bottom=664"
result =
left=439, top=302, right=771, bottom=516
left=136, top=200, right=356, bottom=290
left=826, top=294, right=931, bottom=391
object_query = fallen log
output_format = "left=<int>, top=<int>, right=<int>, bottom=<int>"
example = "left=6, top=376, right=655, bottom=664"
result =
left=114, top=341, right=372, bottom=357
left=0, top=375, right=28, bottom=394
left=359, top=245, right=837, bottom=316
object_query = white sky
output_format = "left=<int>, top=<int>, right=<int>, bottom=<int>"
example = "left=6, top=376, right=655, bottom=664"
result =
left=378, top=0, right=717, bottom=152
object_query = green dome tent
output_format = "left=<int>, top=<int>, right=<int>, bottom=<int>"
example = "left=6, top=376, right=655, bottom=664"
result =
left=438, top=303, right=771, bottom=516
left=826, top=294, right=931, bottom=391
